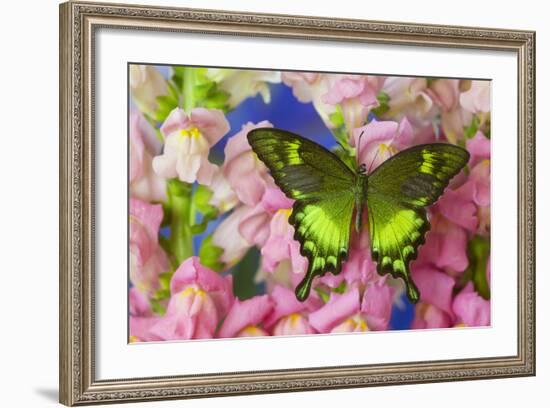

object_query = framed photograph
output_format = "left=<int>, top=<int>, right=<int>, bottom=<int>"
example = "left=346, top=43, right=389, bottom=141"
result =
left=59, top=1, right=535, bottom=405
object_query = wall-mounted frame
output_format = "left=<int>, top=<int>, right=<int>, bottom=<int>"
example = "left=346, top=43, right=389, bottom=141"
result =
left=59, top=1, right=535, bottom=405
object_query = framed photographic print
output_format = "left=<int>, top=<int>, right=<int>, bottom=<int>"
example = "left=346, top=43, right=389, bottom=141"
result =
left=59, top=1, right=536, bottom=405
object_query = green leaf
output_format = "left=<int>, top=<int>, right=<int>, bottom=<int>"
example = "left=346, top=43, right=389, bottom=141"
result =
left=464, top=116, right=480, bottom=139
left=171, top=66, right=186, bottom=90
left=203, top=89, right=231, bottom=112
left=332, top=144, right=357, bottom=172
left=193, top=82, right=215, bottom=101
left=191, top=185, right=219, bottom=234
left=231, top=248, right=261, bottom=300
left=150, top=299, right=167, bottom=315
left=168, top=66, right=230, bottom=112
left=152, top=81, right=180, bottom=122
left=199, top=235, right=224, bottom=272
left=332, top=281, right=347, bottom=294
left=159, top=272, right=173, bottom=291
left=166, top=179, right=194, bottom=265
left=329, top=107, right=345, bottom=128
left=371, top=91, right=390, bottom=117
left=469, top=235, right=491, bottom=299
left=315, top=287, right=330, bottom=303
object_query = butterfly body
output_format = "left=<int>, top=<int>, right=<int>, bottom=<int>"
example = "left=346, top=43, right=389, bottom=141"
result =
left=247, top=128, right=469, bottom=303
left=354, top=168, right=369, bottom=233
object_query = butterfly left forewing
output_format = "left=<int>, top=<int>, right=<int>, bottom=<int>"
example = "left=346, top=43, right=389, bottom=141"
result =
left=248, top=128, right=357, bottom=301
left=367, top=143, right=469, bottom=303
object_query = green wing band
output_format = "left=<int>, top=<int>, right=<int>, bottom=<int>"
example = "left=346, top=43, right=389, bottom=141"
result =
left=367, top=143, right=470, bottom=303
left=247, top=128, right=357, bottom=301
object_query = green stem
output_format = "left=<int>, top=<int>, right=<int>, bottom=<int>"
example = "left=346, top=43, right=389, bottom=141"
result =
left=167, top=179, right=194, bottom=265
left=164, top=68, right=198, bottom=267
left=142, top=112, right=164, bottom=143
left=182, top=67, right=195, bottom=112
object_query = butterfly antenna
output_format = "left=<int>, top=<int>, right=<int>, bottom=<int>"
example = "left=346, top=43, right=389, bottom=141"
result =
left=366, top=145, right=381, bottom=175
left=356, top=130, right=365, bottom=158
left=335, top=139, right=347, bottom=151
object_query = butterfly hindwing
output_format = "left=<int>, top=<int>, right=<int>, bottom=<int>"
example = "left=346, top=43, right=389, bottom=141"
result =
left=247, top=128, right=356, bottom=301
left=367, top=143, right=470, bottom=303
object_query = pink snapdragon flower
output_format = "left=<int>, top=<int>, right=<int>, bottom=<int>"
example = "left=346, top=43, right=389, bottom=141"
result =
left=217, top=295, right=273, bottom=338
left=152, top=107, right=229, bottom=185
left=212, top=206, right=253, bottom=268
left=129, top=316, right=163, bottom=343
left=223, top=121, right=274, bottom=206
left=263, top=286, right=318, bottom=335
left=282, top=72, right=336, bottom=127
left=466, top=131, right=491, bottom=167
left=309, top=288, right=368, bottom=333
left=129, top=111, right=166, bottom=202
left=438, top=157, right=490, bottom=234
left=149, top=257, right=233, bottom=340
left=351, top=117, right=413, bottom=172
left=416, top=214, right=469, bottom=273
left=129, top=287, right=153, bottom=317
left=282, top=72, right=321, bottom=103
left=206, top=68, right=281, bottom=107
left=440, top=108, right=473, bottom=144
left=426, top=79, right=461, bottom=112
left=322, top=74, right=385, bottom=130
left=452, top=283, right=490, bottom=326
left=129, top=199, right=168, bottom=295
left=129, top=65, right=168, bottom=117
left=361, top=278, right=395, bottom=331
left=429, top=80, right=469, bottom=143
left=437, top=188, right=478, bottom=232
left=207, top=167, right=238, bottom=213
left=411, top=264, right=456, bottom=319
left=319, top=228, right=377, bottom=289
left=411, top=302, right=452, bottom=329
left=460, top=80, right=491, bottom=114
left=379, top=77, right=435, bottom=125
left=261, top=205, right=308, bottom=276
left=238, top=186, right=293, bottom=247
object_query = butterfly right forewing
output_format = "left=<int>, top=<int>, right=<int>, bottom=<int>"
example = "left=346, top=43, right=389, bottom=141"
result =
left=366, top=143, right=470, bottom=303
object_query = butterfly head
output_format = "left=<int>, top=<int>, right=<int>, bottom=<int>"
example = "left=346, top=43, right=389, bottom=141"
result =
left=358, top=162, right=367, bottom=175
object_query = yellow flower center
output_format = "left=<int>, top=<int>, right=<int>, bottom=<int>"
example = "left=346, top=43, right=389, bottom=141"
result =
left=239, top=325, right=265, bottom=336
left=379, top=143, right=398, bottom=155
left=179, top=127, right=201, bottom=139
left=129, top=335, right=139, bottom=343
left=278, top=208, right=293, bottom=219
left=180, top=285, right=206, bottom=299
left=345, top=316, right=369, bottom=331
left=288, top=313, right=302, bottom=328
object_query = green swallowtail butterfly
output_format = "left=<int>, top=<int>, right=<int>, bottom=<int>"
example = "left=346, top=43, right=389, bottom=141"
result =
left=247, top=128, right=470, bottom=303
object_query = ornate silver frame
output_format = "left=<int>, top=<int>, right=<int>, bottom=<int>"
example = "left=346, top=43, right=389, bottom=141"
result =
left=59, top=1, right=536, bottom=405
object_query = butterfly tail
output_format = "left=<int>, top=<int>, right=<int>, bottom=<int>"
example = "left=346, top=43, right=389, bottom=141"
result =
left=404, top=276, right=420, bottom=304
left=295, top=273, right=315, bottom=302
